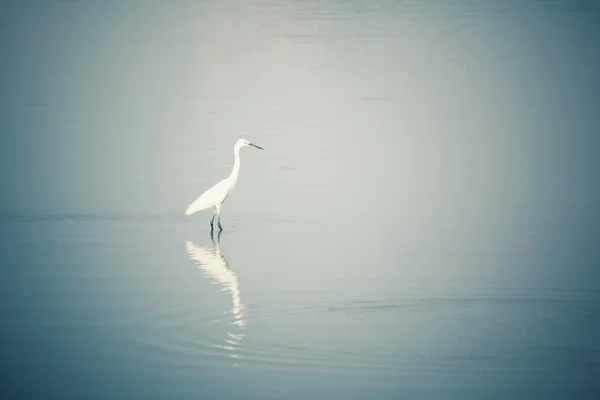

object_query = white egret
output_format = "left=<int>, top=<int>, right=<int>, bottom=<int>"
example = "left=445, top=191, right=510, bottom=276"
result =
left=184, top=138, right=263, bottom=231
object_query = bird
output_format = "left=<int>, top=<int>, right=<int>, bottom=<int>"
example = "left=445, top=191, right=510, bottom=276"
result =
left=185, top=138, right=263, bottom=232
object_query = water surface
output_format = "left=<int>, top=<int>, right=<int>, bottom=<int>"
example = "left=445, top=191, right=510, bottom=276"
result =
left=1, top=0, right=599, bottom=399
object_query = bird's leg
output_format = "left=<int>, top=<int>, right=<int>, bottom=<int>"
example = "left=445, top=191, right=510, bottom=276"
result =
left=210, top=207, right=217, bottom=233
left=216, top=205, right=223, bottom=231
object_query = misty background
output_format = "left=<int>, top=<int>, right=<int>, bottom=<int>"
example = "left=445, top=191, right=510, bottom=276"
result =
left=0, top=1, right=598, bottom=399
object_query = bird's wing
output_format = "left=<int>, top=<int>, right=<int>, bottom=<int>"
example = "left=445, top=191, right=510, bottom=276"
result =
left=185, top=178, right=230, bottom=215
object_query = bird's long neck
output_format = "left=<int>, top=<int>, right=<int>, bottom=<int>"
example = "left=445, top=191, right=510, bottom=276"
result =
left=228, top=145, right=241, bottom=186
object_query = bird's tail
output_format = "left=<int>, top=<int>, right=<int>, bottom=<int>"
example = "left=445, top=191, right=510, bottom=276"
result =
left=185, top=196, right=205, bottom=216
left=184, top=204, right=196, bottom=216
left=185, top=189, right=214, bottom=216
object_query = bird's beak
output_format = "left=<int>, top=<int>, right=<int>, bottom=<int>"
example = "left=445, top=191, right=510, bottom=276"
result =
left=250, top=143, right=264, bottom=150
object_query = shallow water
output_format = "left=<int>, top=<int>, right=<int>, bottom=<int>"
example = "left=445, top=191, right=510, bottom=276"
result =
left=1, top=0, right=599, bottom=399
left=1, top=211, right=598, bottom=398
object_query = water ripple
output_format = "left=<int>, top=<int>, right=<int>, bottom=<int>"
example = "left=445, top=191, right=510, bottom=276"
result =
left=125, top=275, right=598, bottom=376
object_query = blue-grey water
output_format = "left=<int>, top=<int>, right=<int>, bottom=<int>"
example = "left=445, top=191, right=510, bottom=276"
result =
left=1, top=0, right=599, bottom=399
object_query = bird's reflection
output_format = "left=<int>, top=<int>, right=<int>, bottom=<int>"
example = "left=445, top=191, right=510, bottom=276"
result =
left=185, top=231, right=245, bottom=360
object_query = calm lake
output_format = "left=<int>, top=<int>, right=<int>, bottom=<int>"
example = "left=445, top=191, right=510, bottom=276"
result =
left=1, top=0, right=599, bottom=399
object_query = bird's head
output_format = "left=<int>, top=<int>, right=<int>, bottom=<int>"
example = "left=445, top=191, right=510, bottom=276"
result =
left=237, top=138, right=264, bottom=150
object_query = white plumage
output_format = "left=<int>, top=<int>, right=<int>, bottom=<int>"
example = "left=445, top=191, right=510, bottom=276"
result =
left=185, top=179, right=231, bottom=216
left=185, top=138, right=263, bottom=231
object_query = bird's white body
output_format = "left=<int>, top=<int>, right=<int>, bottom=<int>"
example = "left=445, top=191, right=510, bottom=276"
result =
left=185, top=138, right=263, bottom=231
